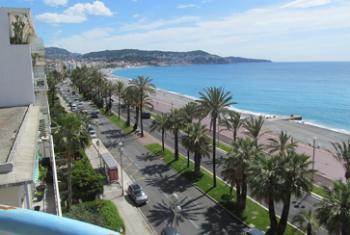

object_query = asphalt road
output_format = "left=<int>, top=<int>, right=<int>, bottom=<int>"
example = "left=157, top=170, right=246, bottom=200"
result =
left=59, top=82, right=247, bottom=235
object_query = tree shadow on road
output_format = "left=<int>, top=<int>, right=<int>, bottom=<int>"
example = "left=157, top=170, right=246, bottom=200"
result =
left=145, top=172, right=193, bottom=194
left=140, top=164, right=170, bottom=176
left=136, top=152, right=157, bottom=162
left=148, top=196, right=205, bottom=227
left=199, top=205, right=246, bottom=235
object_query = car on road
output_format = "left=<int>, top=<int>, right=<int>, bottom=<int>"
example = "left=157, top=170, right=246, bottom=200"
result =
left=89, top=129, right=97, bottom=138
left=141, top=112, right=151, bottom=119
left=245, top=228, right=264, bottom=235
left=90, top=111, right=99, bottom=118
left=161, top=226, right=180, bottom=235
left=127, top=183, right=148, bottom=205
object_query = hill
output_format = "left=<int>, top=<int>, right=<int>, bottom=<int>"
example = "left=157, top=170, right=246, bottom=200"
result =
left=45, top=47, right=271, bottom=64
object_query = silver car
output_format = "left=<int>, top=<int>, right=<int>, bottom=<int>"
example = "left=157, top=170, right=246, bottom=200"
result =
left=128, top=183, right=148, bottom=205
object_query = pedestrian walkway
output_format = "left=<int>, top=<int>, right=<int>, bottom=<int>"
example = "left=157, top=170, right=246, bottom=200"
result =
left=85, top=139, right=156, bottom=235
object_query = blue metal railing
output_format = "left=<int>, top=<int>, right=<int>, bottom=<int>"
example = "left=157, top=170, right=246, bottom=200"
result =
left=0, top=205, right=120, bottom=235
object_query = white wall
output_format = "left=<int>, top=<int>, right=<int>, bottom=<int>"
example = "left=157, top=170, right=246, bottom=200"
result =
left=0, top=9, right=34, bottom=107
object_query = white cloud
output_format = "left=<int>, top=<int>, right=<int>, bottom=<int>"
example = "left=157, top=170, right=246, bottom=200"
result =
left=43, top=0, right=68, bottom=6
left=177, top=4, right=199, bottom=9
left=37, top=1, right=112, bottom=24
left=49, top=0, right=350, bottom=61
left=282, top=0, right=332, bottom=8
left=120, top=16, right=200, bottom=32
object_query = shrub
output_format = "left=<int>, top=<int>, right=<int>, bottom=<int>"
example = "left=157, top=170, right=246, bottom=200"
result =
left=65, top=200, right=125, bottom=233
left=72, top=155, right=104, bottom=201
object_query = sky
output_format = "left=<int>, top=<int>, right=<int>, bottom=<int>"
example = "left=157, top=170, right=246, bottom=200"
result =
left=1, top=0, right=350, bottom=61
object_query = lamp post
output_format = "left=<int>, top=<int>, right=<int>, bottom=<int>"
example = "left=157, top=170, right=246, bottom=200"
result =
left=118, top=141, right=124, bottom=196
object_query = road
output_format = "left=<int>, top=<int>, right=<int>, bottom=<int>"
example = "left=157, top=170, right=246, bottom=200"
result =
left=59, top=82, right=247, bottom=235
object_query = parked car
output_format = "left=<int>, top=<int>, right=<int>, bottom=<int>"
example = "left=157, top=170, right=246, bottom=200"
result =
left=89, top=129, right=97, bottom=138
left=161, top=226, right=180, bottom=235
left=128, top=183, right=148, bottom=205
left=90, top=111, right=99, bottom=118
left=245, top=228, right=264, bottom=235
left=141, top=112, right=151, bottom=119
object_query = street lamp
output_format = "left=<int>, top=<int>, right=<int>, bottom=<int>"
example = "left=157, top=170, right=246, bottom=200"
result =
left=118, top=141, right=124, bottom=196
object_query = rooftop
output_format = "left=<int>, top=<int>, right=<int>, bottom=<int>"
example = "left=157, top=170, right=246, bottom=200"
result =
left=0, top=106, right=39, bottom=187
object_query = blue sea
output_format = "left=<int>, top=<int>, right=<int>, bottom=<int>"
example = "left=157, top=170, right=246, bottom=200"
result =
left=114, top=62, right=350, bottom=133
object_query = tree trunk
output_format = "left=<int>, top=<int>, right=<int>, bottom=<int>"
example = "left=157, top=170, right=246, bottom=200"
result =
left=174, top=130, right=179, bottom=161
left=241, top=177, right=247, bottom=210
left=236, top=181, right=241, bottom=207
left=187, top=149, right=190, bottom=168
left=194, top=153, right=201, bottom=177
left=233, top=129, right=237, bottom=143
left=267, top=196, right=278, bottom=235
left=118, top=95, right=121, bottom=118
left=67, top=153, right=72, bottom=210
left=345, top=169, right=350, bottom=180
left=161, top=128, right=165, bottom=152
left=126, top=105, right=130, bottom=127
left=306, top=223, right=312, bottom=235
left=133, top=106, right=139, bottom=131
left=212, top=117, right=217, bottom=187
left=277, top=195, right=291, bottom=235
left=140, top=105, right=144, bottom=137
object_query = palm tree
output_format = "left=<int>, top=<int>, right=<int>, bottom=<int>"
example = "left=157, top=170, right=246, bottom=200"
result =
left=249, top=154, right=281, bottom=234
left=316, top=180, right=350, bottom=235
left=54, top=113, right=90, bottom=210
left=150, top=113, right=169, bottom=152
left=130, top=76, right=155, bottom=137
left=277, top=152, right=314, bottom=235
left=250, top=152, right=314, bottom=235
left=180, top=102, right=200, bottom=167
left=182, top=123, right=211, bottom=177
left=221, top=138, right=259, bottom=211
left=115, top=81, right=125, bottom=118
left=266, top=131, right=297, bottom=156
left=198, top=87, right=234, bottom=187
left=122, top=86, right=136, bottom=127
left=243, top=116, right=265, bottom=145
left=167, top=109, right=184, bottom=161
left=292, top=210, right=320, bottom=235
left=332, top=140, right=350, bottom=180
left=220, top=110, right=243, bottom=143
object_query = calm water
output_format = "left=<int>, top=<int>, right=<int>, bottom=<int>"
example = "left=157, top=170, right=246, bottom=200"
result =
left=114, top=62, right=350, bottom=132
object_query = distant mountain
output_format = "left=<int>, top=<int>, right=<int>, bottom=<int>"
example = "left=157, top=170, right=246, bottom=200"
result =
left=45, top=47, right=81, bottom=60
left=45, top=47, right=271, bottom=64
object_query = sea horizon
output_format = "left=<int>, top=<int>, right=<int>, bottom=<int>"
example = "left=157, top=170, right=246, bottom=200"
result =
left=113, top=62, right=350, bottom=134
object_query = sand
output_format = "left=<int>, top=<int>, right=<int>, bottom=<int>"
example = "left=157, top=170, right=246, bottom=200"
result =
left=104, top=68, right=349, bottom=183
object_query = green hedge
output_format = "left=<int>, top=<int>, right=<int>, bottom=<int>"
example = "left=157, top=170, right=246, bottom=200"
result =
left=145, top=143, right=302, bottom=235
left=65, top=200, right=125, bottom=233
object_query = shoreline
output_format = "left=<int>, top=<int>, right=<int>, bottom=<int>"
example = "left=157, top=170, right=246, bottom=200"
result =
left=104, top=67, right=350, bottom=138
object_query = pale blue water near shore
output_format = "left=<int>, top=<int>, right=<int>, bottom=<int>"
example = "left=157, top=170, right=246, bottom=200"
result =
left=114, top=62, right=350, bottom=133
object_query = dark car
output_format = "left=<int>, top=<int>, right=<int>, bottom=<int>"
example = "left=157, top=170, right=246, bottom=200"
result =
left=90, top=111, right=99, bottom=118
left=161, top=226, right=180, bottom=235
left=141, top=112, right=151, bottom=119
left=128, top=183, right=148, bottom=205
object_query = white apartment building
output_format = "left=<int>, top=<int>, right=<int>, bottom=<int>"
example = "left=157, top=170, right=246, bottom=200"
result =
left=0, top=7, right=60, bottom=215
left=0, top=8, right=35, bottom=107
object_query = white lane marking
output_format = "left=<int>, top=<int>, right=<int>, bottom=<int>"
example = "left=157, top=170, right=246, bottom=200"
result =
left=189, top=219, right=199, bottom=229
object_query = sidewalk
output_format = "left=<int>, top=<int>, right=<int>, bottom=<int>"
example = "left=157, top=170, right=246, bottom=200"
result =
left=85, top=139, right=156, bottom=235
